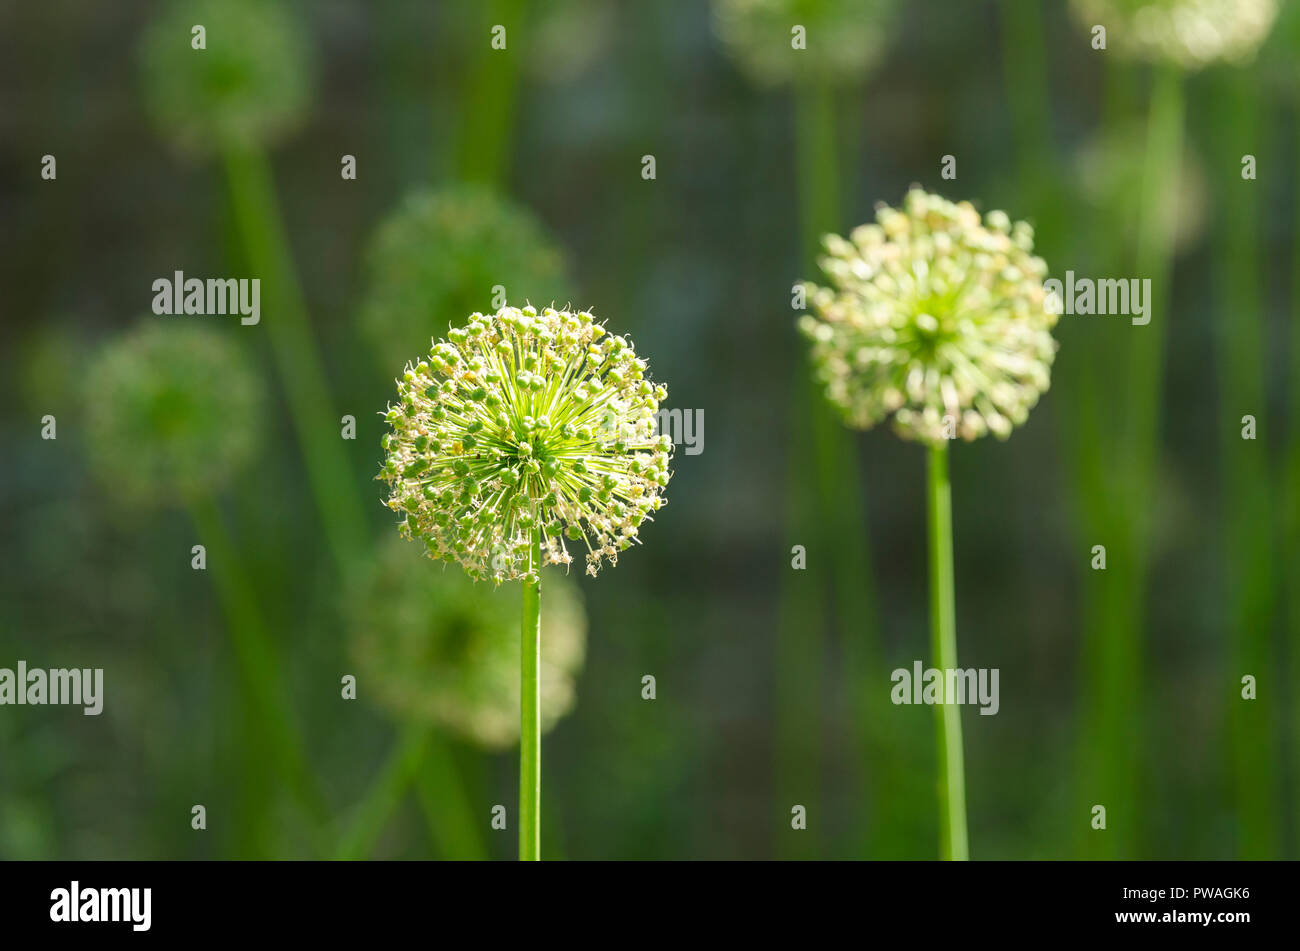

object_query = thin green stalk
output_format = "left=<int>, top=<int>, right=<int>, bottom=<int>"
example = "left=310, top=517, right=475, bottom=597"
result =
left=221, top=147, right=367, bottom=577
left=1079, top=65, right=1183, bottom=859
left=451, top=0, right=528, bottom=185
left=998, top=0, right=1055, bottom=233
left=1071, top=61, right=1141, bottom=860
left=222, top=145, right=488, bottom=860
left=927, top=442, right=968, bottom=861
left=335, top=725, right=430, bottom=860
left=519, top=529, right=542, bottom=861
left=1214, top=71, right=1278, bottom=858
left=773, top=80, right=840, bottom=860
left=786, top=79, right=891, bottom=858
left=336, top=725, right=489, bottom=860
left=1290, top=111, right=1300, bottom=857
left=187, top=496, right=329, bottom=853
left=415, top=741, right=490, bottom=860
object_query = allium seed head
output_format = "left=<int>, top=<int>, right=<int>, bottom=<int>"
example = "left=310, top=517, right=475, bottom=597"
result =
left=140, top=0, right=313, bottom=154
left=1069, top=0, right=1278, bottom=69
left=799, top=189, right=1057, bottom=446
left=379, top=305, right=672, bottom=582
left=347, top=536, right=586, bottom=749
left=1076, top=122, right=1207, bottom=254
left=84, top=322, right=265, bottom=505
left=713, top=0, right=899, bottom=87
left=360, top=186, right=571, bottom=373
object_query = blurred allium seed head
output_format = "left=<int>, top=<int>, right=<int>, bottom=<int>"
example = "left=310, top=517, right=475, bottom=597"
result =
left=799, top=189, right=1058, bottom=445
left=348, top=536, right=586, bottom=749
left=1076, top=123, right=1207, bottom=254
left=379, top=305, right=673, bottom=582
left=84, top=322, right=265, bottom=505
left=141, top=0, right=313, bottom=154
left=360, top=186, right=571, bottom=372
left=713, top=0, right=899, bottom=87
left=1070, top=0, right=1278, bottom=69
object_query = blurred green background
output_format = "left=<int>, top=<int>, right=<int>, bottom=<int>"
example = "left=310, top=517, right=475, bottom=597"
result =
left=1, top=0, right=1298, bottom=860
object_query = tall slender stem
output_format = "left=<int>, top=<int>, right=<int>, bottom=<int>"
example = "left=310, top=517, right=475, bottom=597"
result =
left=187, top=496, right=328, bottom=852
left=927, top=442, right=968, bottom=860
left=519, top=528, right=542, bottom=861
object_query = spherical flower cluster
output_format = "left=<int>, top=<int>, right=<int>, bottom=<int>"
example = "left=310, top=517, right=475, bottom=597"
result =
left=799, top=189, right=1057, bottom=445
left=379, top=305, right=672, bottom=582
left=1075, top=122, right=1207, bottom=254
left=713, top=0, right=899, bottom=87
left=140, top=0, right=313, bottom=154
left=347, top=536, right=586, bottom=749
left=360, top=186, right=571, bottom=373
left=1069, top=0, right=1277, bottom=69
left=84, top=322, right=265, bottom=505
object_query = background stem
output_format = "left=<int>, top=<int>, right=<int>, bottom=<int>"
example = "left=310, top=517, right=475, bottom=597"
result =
left=187, top=496, right=328, bottom=852
left=1212, top=69, right=1280, bottom=858
left=927, top=442, right=968, bottom=861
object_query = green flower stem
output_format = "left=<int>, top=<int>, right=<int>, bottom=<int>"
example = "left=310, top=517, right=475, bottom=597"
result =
left=1213, top=71, right=1278, bottom=858
left=187, top=496, right=329, bottom=852
left=221, top=146, right=367, bottom=576
left=788, top=79, right=892, bottom=859
left=223, top=145, right=489, bottom=860
left=453, top=0, right=529, bottom=185
left=519, top=530, right=542, bottom=861
left=1072, top=61, right=1141, bottom=860
left=926, top=442, right=968, bottom=861
left=336, top=725, right=489, bottom=860
left=1096, top=64, right=1183, bottom=858
left=1291, top=115, right=1300, bottom=849
left=335, top=724, right=430, bottom=860
left=998, top=0, right=1055, bottom=229
left=415, top=740, right=490, bottom=860
left=782, top=81, right=836, bottom=860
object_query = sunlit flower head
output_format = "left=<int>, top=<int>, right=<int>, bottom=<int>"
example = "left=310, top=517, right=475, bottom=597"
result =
left=140, top=0, right=313, bottom=154
left=799, top=189, right=1057, bottom=445
left=379, top=305, right=672, bottom=582
left=360, top=186, right=571, bottom=373
left=347, top=536, right=586, bottom=749
left=84, top=322, right=265, bottom=505
left=1069, top=0, right=1278, bottom=69
left=713, top=0, right=899, bottom=87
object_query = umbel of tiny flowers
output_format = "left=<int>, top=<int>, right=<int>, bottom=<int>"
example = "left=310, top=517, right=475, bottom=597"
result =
left=1069, top=0, right=1278, bottom=69
left=360, top=185, right=571, bottom=374
left=712, top=0, right=900, bottom=87
left=378, top=303, right=673, bottom=859
left=84, top=321, right=265, bottom=507
left=799, top=188, right=1058, bottom=447
left=1075, top=121, right=1208, bottom=255
left=800, top=189, right=1058, bottom=861
left=348, top=535, right=586, bottom=750
left=140, top=0, right=313, bottom=155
